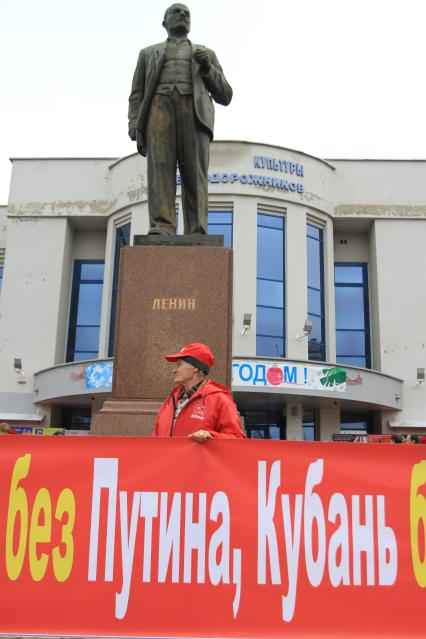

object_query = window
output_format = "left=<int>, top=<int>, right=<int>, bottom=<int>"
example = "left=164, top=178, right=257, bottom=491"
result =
left=303, top=422, right=315, bottom=441
left=208, top=210, right=233, bottom=248
left=109, top=223, right=131, bottom=356
left=61, top=407, right=91, bottom=430
left=335, top=263, right=370, bottom=368
left=256, top=213, right=285, bottom=357
left=307, top=224, right=325, bottom=361
left=66, top=260, right=104, bottom=362
left=303, top=410, right=317, bottom=441
left=241, top=409, right=285, bottom=439
left=340, top=412, right=372, bottom=435
left=177, top=210, right=233, bottom=245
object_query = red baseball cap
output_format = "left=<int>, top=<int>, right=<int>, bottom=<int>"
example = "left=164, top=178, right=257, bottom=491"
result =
left=165, top=342, right=214, bottom=367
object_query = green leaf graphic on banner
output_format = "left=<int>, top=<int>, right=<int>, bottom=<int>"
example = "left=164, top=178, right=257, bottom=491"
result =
left=320, top=367, right=346, bottom=387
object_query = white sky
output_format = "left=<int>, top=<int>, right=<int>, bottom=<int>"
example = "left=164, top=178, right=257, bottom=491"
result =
left=2, top=0, right=426, bottom=203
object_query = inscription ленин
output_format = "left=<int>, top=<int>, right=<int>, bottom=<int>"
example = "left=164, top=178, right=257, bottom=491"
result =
left=152, top=298, right=196, bottom=311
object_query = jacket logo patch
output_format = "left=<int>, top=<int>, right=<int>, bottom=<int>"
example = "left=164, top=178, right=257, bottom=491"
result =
left=191, top=405, right=206, bottom=420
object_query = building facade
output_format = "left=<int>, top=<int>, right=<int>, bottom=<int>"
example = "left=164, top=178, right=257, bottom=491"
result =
left=1, top=140, right=425, bottom=440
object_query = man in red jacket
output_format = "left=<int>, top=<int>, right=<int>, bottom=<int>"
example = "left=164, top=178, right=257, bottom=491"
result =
left=153, top=342, right=246, bottom=442
left=0, top=422, right=19, bottom=434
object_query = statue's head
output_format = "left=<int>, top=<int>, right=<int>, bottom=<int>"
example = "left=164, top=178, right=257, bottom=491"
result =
left=163, top=3, right=191, bottom=36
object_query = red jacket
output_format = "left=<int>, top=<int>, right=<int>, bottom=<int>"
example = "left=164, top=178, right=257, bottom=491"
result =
left=153, top=380, right=246, bottom=439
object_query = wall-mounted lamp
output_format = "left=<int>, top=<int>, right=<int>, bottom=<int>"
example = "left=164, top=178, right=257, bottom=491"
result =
left=14, top=358, right=27, bottom=384
left=296, top=318, right=313, bottom=341
left=415, top=367, right=425, bottom=387
left=241, top=313, right=252, bottom=335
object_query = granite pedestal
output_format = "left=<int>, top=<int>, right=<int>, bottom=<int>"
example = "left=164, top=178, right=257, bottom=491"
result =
left=91, top=242, right=233, bottom=435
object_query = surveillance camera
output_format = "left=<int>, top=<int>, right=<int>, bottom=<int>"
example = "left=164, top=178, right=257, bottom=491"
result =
left=303, top=319, right=313, bottom=335
left=296, top=318, right=313, bottom=341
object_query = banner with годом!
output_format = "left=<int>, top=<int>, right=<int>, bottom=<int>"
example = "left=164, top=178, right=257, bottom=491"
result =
left=232, top=359, right=347, bottom=391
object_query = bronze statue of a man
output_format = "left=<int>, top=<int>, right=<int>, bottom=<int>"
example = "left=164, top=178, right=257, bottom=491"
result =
left=128, top=4, right=232, bottom=235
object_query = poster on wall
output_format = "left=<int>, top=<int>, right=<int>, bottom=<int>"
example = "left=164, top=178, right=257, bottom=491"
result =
left=32, top=427, right=65, bottom=436
left=85, top=362, right=113, bottom=390
left=11, top=426, right=34, bottom=434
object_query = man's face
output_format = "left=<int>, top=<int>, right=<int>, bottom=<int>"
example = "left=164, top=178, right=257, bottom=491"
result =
left=0, top=422, right=12, bottom=433
left=163, top=4, right=190, bottom=36
left=172, top=358, right=200, bottom=387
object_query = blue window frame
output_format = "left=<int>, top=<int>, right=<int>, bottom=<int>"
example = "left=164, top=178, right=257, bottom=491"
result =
left=208, top=210, right=233, bottom=248
left=307, top=224, right=325, bottom=361
left=108, top=223, right=131, bottom=356
left=256, top=212, right=285, bottom=357
left=335, top=263, right=370, bottom=368
left=66, top=260, right=104, bottom=362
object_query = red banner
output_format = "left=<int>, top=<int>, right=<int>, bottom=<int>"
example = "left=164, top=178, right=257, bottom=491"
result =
left=0, top=436, right=425, bottom=637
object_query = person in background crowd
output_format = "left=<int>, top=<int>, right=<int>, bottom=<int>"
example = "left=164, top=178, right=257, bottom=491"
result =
left=0, top=422, right=19, bottom=434
left=403, top=433, right=419, bottom=444
left=153, top=342, right=246, bottom=441
left=391, top=434, right=403, bottom=443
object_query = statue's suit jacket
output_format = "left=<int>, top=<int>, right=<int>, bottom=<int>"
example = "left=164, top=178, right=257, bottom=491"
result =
left=128, top=40, right=232, bottom=156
